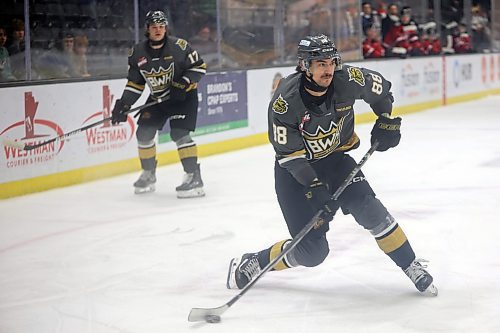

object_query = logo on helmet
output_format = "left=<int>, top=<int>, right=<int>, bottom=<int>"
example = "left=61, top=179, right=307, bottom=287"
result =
left=146, top=10, right=168, bottom=26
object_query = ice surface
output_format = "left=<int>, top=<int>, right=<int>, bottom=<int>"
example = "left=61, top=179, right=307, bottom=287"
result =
left=1, top=96, right=499, bottom=333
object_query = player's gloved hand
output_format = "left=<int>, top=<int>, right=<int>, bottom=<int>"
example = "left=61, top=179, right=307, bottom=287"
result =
left=304, top=178, right=340, bottom=224
left=111, top=99, right=130, bottom=125
left=170, top=78, right=189, bottom=101
left=371, top=113, right=401, bottom=151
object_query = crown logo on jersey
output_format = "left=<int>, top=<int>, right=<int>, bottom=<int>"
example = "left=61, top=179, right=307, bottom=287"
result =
left=140, top=63, right=174, bottom=91
left=302, top=120, right=339, bottom=140
left=272, top=94, right=288, bottom=114
left=302, top=116, right=347, bottom=159
left=347, top=67, right=365, bottom=86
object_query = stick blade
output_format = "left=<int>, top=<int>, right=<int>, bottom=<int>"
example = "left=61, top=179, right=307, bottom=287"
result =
left=188, top=304, right=229, bottom=322
left=2, top=138, right=26, bottom=150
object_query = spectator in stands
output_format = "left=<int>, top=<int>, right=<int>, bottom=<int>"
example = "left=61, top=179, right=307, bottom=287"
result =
left=36, top=31, right=78, bottom=79
left=381, top=5, right=407, bottom=58
left=361, top=2, right=375, bottom=36
left=442, top=0, right=463, bottom=25
left=362, top=24, right=385, bottom=58
left=400, top=5, right=419, bottom=26
left=453, top=23, right=473, bottom=54
left=400, top=7, right=423, bottom=56
left=470, top=5, right=491, bottom=52
left=0, top=27, right=16, bottom=81
left=380, top=3, right=399, bottom=41
left=7, top=19, right=25, bottom=56
left=421, top=24, right=442, bottom=55
left=8, top=19, right=26, bottom=80
left=72, top=35, right=91, bottom=77
left=189, top=25, right=216, bottom=55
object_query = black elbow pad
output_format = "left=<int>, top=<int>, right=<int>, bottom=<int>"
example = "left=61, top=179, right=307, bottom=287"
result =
left=371, top=92, right=394, bottom=117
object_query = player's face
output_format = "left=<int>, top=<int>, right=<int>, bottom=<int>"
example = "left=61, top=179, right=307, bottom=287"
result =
left=148, top=23, right=167, bottom=41
left=309, top=59, right=336, bottom=87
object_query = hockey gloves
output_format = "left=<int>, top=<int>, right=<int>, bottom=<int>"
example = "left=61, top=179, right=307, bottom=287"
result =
left=304, top=179, right=340, bottom=228
left=170, top=79, right=189, bottom=101
left=371, top=113, right=401, bottom=151
left=111, top=99, right=130, bottom=125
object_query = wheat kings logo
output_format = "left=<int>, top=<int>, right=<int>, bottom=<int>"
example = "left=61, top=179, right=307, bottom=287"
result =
left=140, top=63, right=174, bottom=92
left=347, top=67, right=365, bottom=86
left=272, top=94, right=288, bottom=114
left=302, top=116, right=347, bottom=159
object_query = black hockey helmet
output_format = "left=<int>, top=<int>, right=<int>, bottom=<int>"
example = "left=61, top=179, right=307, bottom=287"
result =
left=145, top=10, right=168, bottom=27
left=297, top=34, right=342, bottom=71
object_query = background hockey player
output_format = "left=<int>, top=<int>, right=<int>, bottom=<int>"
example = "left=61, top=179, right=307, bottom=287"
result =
left=112, top=10, right=207, bottom=197
left=227, top=35, right=438, bottom=296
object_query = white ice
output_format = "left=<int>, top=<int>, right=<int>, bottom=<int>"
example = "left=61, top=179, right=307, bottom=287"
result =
left=1, top=96, right=500, bottom=333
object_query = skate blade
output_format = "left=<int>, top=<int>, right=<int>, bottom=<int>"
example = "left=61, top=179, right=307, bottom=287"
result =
left=176, top=187, right=205, bottom=198
left=423, top=283, right=438, bottom=297
left=226, top=257, right=241, bottom=289
left=134, top=184, right=156, bottom=194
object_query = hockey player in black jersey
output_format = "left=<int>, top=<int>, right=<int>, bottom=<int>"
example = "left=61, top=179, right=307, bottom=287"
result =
left=227, top=35, right=437, bottom=296
left=112, top=10, right=207, bottom=197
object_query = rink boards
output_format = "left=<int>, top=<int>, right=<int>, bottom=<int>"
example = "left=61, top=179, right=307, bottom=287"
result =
left=1, top=53, right=499, bottom=198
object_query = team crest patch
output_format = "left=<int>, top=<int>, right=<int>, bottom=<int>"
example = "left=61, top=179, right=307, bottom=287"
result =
left=347, top=67, right=365, bottom=86
left=175, top=39, right=188, bottom=51
left=272, top=94, right=288, bottom=114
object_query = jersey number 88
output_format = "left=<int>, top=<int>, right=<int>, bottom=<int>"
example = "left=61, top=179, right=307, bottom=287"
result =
left=370, top=73, right=383, bottom=95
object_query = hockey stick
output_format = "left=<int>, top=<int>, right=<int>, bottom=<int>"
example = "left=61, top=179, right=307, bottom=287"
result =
left=188, top=141, right=380, bottom=323
left=2, top=99, right=163, bottom=151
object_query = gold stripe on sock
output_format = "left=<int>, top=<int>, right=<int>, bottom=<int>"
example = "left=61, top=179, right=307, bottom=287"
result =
left=376, top=225, right=408, bottom=254
left=178, top=145, right=198, bottom=159
left=138, top=146, right=156, bottom=159
left=270, top=240, right=290, bottom=271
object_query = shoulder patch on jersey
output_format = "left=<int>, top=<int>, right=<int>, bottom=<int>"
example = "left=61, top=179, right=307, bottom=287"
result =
left=347, top=67, right=365, bottom=86
left=137, top=56, right=147, bottom=67
left=175, top=39, right=188, bottom=51
left=336, top=104, right=352, bottom=112
left=272, top=94, right=289, bottom=114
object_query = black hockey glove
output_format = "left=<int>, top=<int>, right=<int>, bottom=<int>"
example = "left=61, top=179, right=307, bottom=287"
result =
left=371, top=113, right=401, bottom=151
left=170, top=79, right=189, bottom=101
left=111, top=99, right=130, bottom=125
left=304, top=179, right=340, bottom=226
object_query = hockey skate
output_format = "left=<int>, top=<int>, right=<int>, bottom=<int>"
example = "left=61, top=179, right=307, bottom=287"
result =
left=404, top=259, right=438, bottom=296
left=227, top=253, right=261, bottom=289
left=176, top=164, right=205, bottom=198
left=133, top=169, right=156, bottom=194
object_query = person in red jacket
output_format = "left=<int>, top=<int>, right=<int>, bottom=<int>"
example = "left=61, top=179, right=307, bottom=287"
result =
left=400, top=9, right=423, bottom=56
left=363, top=25, right=385, bottom=58
left=453, top=23, right=473, bottom=53
left=420, top=23, right=442, bottom=55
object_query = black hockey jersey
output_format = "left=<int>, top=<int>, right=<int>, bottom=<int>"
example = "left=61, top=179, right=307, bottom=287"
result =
left=268, top=65, right=392, bottom=184
left=121, top=36, right=207, bottom=105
